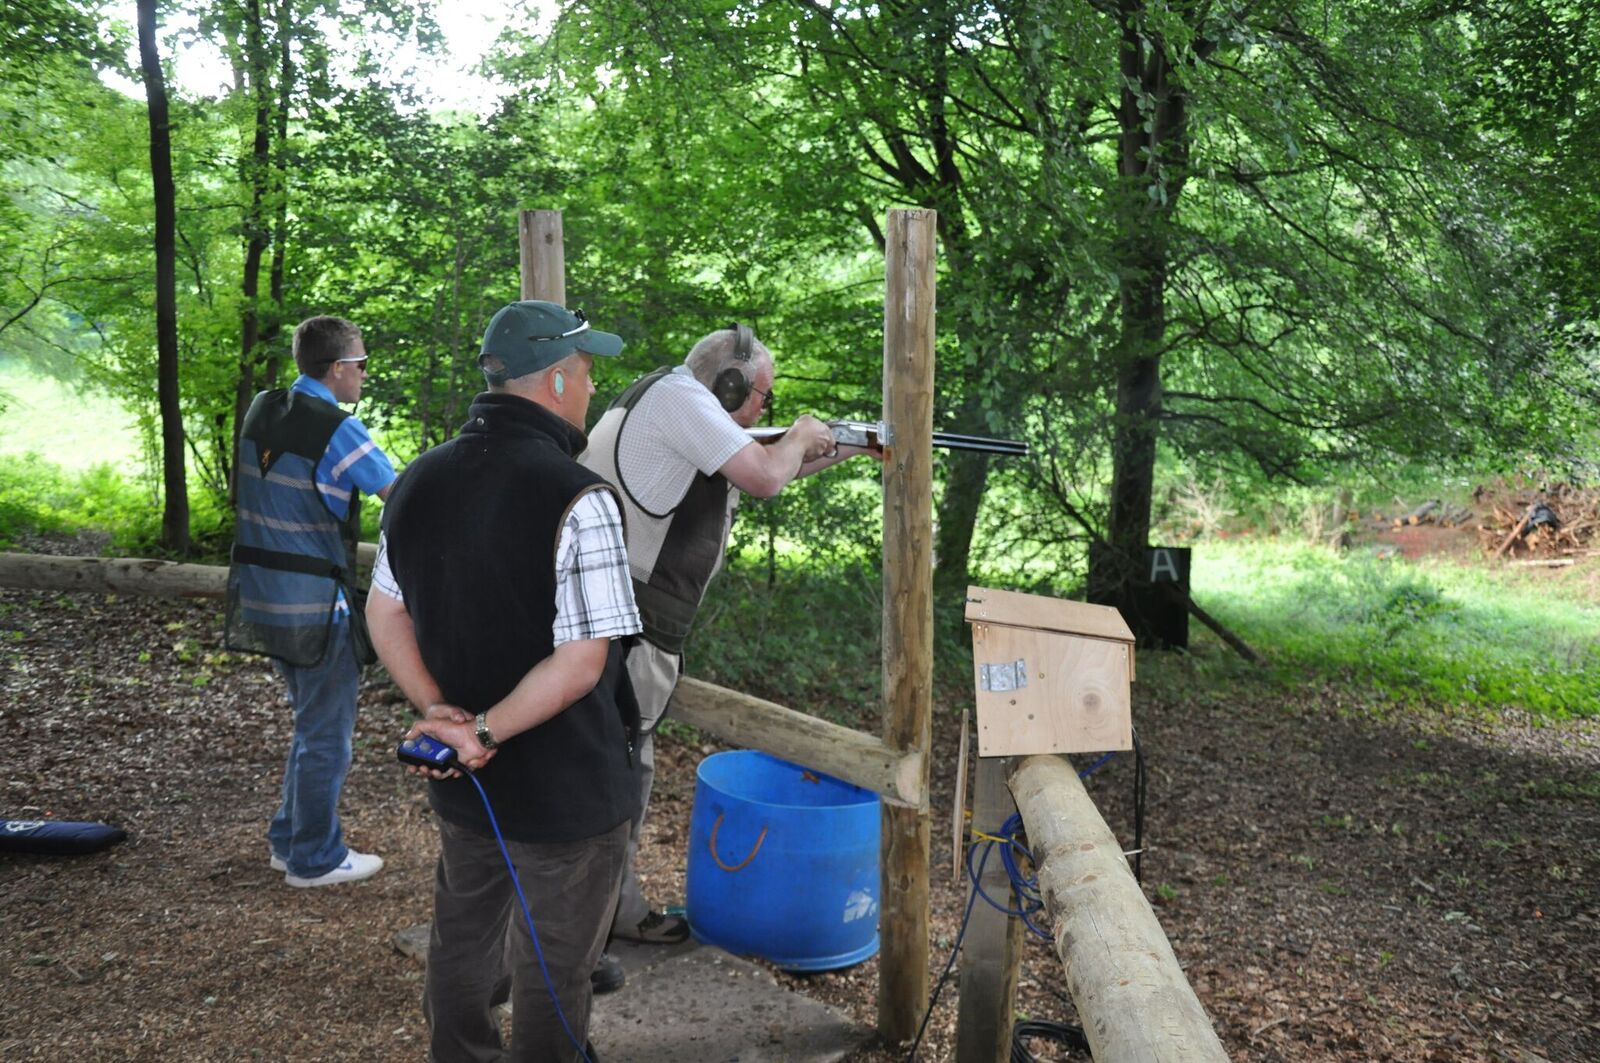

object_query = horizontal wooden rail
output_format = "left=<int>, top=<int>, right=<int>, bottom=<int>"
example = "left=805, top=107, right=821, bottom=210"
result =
left=0, top=547, right=377, bottom=599
left=1009, top=754, right=1229, bottom=1062
left=669, top=676, right=925, bottom=808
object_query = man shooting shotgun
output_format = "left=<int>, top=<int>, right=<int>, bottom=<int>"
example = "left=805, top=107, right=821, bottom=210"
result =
left=576, top=323, right=882, bottom=973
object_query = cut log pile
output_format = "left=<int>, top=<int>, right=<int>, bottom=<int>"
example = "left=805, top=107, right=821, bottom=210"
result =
left=1386, top=499, right=1475, bottom=528
left=1366, top=499, right=1474, bottom=529
left=1475, top=484, right=1600, bottom=559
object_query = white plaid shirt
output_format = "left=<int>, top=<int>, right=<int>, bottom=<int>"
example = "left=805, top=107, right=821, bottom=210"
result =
left=370, top=487, right=640, bottom=647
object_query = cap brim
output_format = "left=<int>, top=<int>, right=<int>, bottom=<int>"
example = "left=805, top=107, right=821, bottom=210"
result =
left=575, top=328, right=624, bottom=358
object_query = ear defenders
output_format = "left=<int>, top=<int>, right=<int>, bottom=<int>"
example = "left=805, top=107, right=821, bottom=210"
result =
left=711, top=323, right=756, bottom=413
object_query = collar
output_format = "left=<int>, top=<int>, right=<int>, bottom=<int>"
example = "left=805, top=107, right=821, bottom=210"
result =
left=290, top=375, right=338, bottom=404
left=463, top=392, right=589, bottom=455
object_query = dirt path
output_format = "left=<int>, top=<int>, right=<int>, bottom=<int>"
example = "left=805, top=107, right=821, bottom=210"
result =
left=2, top=588, right=1595, bottom=1061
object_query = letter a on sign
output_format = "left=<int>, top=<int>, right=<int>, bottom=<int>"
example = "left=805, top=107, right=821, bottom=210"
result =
left=1149, top=548, right=1180, bottom=583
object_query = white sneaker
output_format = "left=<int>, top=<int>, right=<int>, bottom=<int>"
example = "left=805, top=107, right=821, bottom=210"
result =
left=270, top=854, right=287, bottom=872
left=285, top=850, right=384, bottom=888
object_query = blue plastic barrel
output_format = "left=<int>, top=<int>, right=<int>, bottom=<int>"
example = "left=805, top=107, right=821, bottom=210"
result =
left=686, top=750, right=881, bottom=971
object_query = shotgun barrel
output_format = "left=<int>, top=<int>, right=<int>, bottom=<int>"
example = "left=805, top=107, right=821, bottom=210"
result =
left=748, top=420, right=1028, bottom=457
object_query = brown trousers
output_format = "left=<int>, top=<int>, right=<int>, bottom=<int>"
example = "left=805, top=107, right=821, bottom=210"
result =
left=425, top=816, right=628, bottom=1063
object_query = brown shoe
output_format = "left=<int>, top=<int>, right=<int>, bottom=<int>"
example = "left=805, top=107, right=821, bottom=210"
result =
left=614, top=909, right=689, bottom=945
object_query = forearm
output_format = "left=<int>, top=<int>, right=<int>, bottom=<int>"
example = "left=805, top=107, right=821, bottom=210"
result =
left=480, top=637, right=610, bottom=743
left=724, top=436, right=808, bottom=497
left=764, top=435, right=812, bottom=490
left=366, top=593, right=444, bottom=712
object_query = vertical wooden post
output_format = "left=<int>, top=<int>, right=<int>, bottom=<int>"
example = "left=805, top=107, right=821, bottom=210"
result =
left=879, top=207, right=937, bottom=1042
left=955, top=756, right=1023, bottom=1062
left=518, top=209, right=565, bottom=303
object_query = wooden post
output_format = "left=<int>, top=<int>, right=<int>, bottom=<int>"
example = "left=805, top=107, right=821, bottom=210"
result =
left=879, top=207, right=936, bottom=1043
left=518, top=209, right=565, bottom=303
left=955, top=756, right=1023, bottom=1062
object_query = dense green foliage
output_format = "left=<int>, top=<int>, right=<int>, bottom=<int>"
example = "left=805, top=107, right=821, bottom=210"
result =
left=1, top=0, right=1596, bottom=586
left=0, top=451, right=228, bottom=552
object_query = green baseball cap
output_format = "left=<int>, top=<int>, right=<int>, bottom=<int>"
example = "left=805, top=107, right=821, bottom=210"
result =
left=478, top=301, right=624, bottom=381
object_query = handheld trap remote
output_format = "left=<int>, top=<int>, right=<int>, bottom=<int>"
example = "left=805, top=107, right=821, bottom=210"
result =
left=398, top=734, right=459, bottom=771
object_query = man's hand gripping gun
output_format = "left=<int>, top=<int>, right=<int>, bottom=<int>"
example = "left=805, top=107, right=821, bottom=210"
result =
left=749, top=420, right=1029, bottom=457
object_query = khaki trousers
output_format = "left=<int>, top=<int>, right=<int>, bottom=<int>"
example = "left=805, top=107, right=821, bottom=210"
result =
left=609, top=639, right=682, bottom=934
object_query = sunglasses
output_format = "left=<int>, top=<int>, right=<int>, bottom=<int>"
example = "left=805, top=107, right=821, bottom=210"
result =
left=332, top=356, right=368, bottom=372
left=529, top=307, right=590, bottom=342
left=750, top=383, right=773, bottom=411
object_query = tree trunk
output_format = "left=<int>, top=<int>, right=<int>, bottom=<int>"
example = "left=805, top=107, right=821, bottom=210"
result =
left=444, top=231, right=465, bottom=431
left=932, top=392, right=990, bottom=597
left=229, top=0, right=273, bottom=506
left=1107, top=348, right=1162, bottom=564
left=1096, top=7, right=1188, bottom=603
left=419, top=287, right=444, bottom=449
left=137, top=0, right=189, bottom=555
left=261, top=0, right=294, bottom=390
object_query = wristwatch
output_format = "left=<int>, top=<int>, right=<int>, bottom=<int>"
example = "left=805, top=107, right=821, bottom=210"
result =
left=474, top=711, right=499, bottom=750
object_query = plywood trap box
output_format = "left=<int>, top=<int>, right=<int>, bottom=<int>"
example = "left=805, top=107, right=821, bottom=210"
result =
left=965, top=585, right=1134, bottom=756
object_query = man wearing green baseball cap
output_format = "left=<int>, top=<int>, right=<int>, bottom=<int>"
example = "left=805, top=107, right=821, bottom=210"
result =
left=477, top=300, right=625, bottom=381
left=369, top=300, right=641, bottom=1062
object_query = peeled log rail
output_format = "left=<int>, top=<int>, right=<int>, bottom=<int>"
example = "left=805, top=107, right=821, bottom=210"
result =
left=669, top=676, right=925, bottom=808
left=0, top=546, right=378, bottom=599
left=0, top=552, right=228, bottom=598
left=1009, top=755, right=1230, bottom=1063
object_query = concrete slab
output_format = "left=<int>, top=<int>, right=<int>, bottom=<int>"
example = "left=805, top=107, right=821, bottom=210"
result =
left=592, top=942, right=864, bottom=1063
left=390, top=925, right=867, bottom=1063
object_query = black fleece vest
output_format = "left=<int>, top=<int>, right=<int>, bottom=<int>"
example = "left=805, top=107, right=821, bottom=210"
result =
left=382, top=393, right=640, bottom=843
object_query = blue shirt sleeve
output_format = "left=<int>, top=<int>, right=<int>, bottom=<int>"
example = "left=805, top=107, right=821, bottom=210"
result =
left=316, top=417, right=396, bottom=519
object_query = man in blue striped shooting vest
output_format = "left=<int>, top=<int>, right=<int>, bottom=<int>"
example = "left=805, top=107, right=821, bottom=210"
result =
left=226, top=316, right=397, bottom=888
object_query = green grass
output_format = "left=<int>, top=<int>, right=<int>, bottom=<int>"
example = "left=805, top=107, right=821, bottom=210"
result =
left=0, top=363, right=144, bottom=471
left=692, top=538, right=1600, bottom=726
left=0, top=451, right=234, bottom=555
left=687, top=561, right=887, bottom=719
left=1187, top=540, right=1600, bottom=719
left=0, top=451, right=157, bottom=551
left=686, top=555, right=975, bottom=725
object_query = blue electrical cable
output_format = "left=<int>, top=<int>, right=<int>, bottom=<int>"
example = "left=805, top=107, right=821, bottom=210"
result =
left=461, top=768, right=593, bottom=1063
left=905, top=748, right=1134, bottom=1061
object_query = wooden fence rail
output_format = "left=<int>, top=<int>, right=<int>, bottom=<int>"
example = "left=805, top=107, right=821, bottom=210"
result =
left=1009, top=754, right=1229, bottom=1062
left=669, top=677, right=923, bottom=807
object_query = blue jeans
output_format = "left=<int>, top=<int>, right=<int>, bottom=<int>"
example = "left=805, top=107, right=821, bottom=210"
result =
left=266, top=620, right=359, bottom=878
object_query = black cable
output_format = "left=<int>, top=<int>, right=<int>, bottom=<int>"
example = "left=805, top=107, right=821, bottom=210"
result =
left=904, top=844, right=990, bottom=1062
left=1133, top=725, right=1146, bottom=884
left=1011, top=1018, right=1091, bottom=1061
